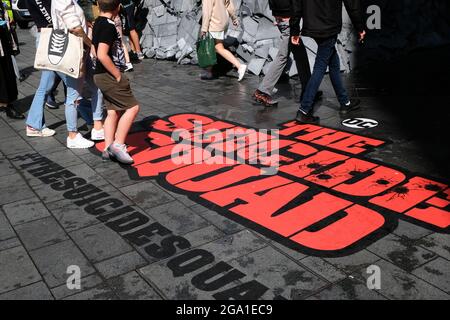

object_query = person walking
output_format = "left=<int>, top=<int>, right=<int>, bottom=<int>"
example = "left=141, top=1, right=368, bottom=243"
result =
left=201, top=0, right=247, bottom=81
left=0, top=1, right=24, bottom=119
left=292, top=0, right=366, bottom=123
left=253, top=0, right=319, bottom=107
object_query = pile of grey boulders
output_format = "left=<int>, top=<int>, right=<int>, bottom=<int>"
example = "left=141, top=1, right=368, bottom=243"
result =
left=139, top=0, right=357, bottom=76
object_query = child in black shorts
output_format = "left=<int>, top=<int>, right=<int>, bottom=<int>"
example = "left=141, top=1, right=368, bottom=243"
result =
left=93, top=0, right=140, bottom=164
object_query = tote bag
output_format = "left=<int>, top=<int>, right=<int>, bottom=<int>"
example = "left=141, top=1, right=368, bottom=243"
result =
left=197, top=33, right=217, bottom=68
left=34, top=4, right=84, bottom=78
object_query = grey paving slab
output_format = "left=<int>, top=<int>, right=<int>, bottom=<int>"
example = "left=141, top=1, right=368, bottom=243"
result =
left=15, top=216, right=68, bottom=251
left=95, top=163, right=138, bottom=188
left=120, top=180, right=175, bottom=211
left=0, top=246, right=42, bottom=294
left=51, top=274, right=104, bottom=300
left=0, top=120, right=20, bottom=140
left=46, top=198, right=101, bottom=233
left=366, top=233, right=437, bottom=272
left=139, top=230, right=268, bottom=299
left=354, top=259, right=449, bottom=300
left=269, top=241, right=308, bottom=261
left=0, top=157, right=16, bottom=176
left=419, top=233, right=450, bottom=261
left=229, top=246, right=329, bottom=300
left=44, top=148, right=85, bottom=168
left=95, top=251, right=148, bottom=279
left=392, top=219, right=434, bottom=240
left=2, top=197, right=51, bottom=226
left=28, top=240, right=96, bottom=288
left=69, top=224, right=134, bottom=263
left=0, top=173, right=35, bottom=206
left=299, top=256, right=348, bottom=283
left=0, top=209, right=15, bottom=241
left=144, top=200, right=209, bottom=235
left=182, top=225, right=225, bottom=247
left=0, top=237, right=21, bottom=252
left=412, top=258, right=450, bottom=294
left=191, top=204, right=246, bottom=235
left=311, top=278, right=386, bottom=300
left=324, top=250, right=381, bottom=275
left=107, top=271, right=162, bottom=300
left=25, top=135, right=67, bottom=154
left=0, top=136, right=34, bottom=156
left=63, top=284, right=118, bottom=300
left=0, top=281, right=54, bottom=300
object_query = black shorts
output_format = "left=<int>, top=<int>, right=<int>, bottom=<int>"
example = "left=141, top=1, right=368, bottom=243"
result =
left=122, top=2, right=136, bottom=31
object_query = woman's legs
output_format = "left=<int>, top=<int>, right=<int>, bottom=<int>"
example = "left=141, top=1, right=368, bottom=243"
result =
left=214, top=40, right=241, bottom=69
left=26, top=70, right=56, bottom=130
left=57, top=72, right=82, bottom=139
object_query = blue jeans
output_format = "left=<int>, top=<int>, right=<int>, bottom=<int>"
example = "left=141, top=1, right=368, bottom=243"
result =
left=27, top=34, right=79, bottom=132
left=26, top=70, right=82, bottom=132
left=78, top=56, right=104, bottom=125
left=300, top=36, right=349, bottom=112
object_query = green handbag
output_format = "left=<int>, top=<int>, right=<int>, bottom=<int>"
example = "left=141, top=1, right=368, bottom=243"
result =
left=197, top=33, right=217, bottom=68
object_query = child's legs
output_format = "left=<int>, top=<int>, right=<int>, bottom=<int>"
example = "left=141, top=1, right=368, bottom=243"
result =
left=104, top=110, right=120, bottom=149
left=215, top=40, right=241, bottom=69
left=123, top=41, right=131, bottom=63
left=115, top=105, right=140, bottom=144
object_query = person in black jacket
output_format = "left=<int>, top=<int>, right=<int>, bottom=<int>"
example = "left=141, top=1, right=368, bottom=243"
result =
left=252, top=0, right=319, bottom=107
left=291, top=0, right=366, bottom=123
left=0, top=2, right=24, bottom=119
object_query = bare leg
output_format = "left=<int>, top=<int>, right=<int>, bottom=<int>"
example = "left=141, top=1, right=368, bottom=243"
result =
left=129, top=30, right=142, bottom=53
left=215, top=41, right=241, bottom=69
left=114, top=105, right=140, bottom=144
left=104, top=110, right=120, bottom=149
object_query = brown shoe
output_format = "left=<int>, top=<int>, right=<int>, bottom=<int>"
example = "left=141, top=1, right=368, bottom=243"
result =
left=252, top=90, right=278, bottom=107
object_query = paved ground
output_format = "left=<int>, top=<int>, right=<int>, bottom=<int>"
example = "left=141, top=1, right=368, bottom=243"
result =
left=0, top=29, right=449, bottom=300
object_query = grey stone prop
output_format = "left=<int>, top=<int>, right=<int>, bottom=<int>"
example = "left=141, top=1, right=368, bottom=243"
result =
left=139, top=0, right=355, bottom=75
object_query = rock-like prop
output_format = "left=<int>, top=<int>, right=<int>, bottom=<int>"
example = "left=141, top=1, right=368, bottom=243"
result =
left=139, top=0, right=365, bottom=75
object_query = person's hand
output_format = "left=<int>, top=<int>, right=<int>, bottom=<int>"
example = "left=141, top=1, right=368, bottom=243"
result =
left=115, top=74, right=121, bottom=83
left=359, top=30, right=366, bottom=43
left=200, top=31, right=207, bottom=38
left=291, top=35, right=300, bottom=46
left=69, top=26, right=84, bottom=37
left=90, top=45, right=97, bottom=59
left=232, top=18, right=239, bottom=27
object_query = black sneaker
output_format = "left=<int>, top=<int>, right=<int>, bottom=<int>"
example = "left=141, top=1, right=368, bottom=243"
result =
left=45, top=96, right=58, bottom=109
left=5, top=105, right=25, bottom=119
left=296, top=109, right=320, bottom=124
left=339, top=99, right=361, bottom=115
left=129, top=51, right=140, bottom=63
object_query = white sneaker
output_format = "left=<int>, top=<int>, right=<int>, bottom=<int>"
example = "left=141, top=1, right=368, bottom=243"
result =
left=91, top=128, right=105, bottom=141
left=125, top=62, right=133, bottom=72
left=67, top=133, right=95, bottom=149
left=237, top=64, right=247, bottom=82
left=26, top=126, right=56, bottom=137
